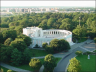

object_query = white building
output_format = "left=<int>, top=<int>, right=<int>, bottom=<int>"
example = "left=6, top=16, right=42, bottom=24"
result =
left=23, top=27, right=74, bottom=48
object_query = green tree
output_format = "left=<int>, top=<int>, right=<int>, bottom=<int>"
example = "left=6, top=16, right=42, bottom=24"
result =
left=11, top=48, right=22, bottom=66
left=4, top=38, right=13, bottom=46
left=29, top=58, right=42, bottom=69
left=19, top=18, right=29, bottom=28
left=17, top=34, right=32, bottom=46
left=22, top=48, right=31, bottom=64
left=47, top=18, right=56, bottom=28
left=59, top=18, right=73, bottom=31
left=0, top=45, right=13, bottom=62
left=15, top=26, right=23, bottom=35
left=10, top=38, right=27, bottom=52
left=72, top=25, right=87, bottom=38
left=0, top=32, right=4, bottom=44
left=42, top=42, right=48, bottom=48
left=75, top=51, right=82, bottom=56
left=2, top=30, right=17, bottom=41
left=59, top=39, right=70, bottom=51
left=44, top=45, right=54, bottom=53
left=44, top=54, right=56, bottom=72
left=38, top=19, right=48, bottom=30
left=67, top=57, right=81, bottom=72
left=50, top=39, right=59, bottom=53
left=86, top=18, right=93, bottom=29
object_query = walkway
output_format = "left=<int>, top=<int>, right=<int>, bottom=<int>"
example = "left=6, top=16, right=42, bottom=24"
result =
left=39, top=39, right=93, bottom=72
left=54, top=39, right=94, bottom=72
left=0, top=62, right=31, bottom=72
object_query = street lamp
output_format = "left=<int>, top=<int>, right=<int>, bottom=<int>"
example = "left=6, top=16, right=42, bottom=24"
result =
left=79, top=17, right=80, bottom=26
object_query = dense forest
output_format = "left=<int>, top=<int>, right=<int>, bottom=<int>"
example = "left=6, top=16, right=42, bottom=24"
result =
left=0, top=12, right=96, bottom=39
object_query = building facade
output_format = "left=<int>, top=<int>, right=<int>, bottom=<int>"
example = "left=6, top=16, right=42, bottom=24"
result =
left=23, top=27, right=74, bottom=48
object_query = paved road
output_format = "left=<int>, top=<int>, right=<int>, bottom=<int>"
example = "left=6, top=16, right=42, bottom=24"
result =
left=53, top=39, right=95, bottom=72
left=53, top=47, right=88, bottom=72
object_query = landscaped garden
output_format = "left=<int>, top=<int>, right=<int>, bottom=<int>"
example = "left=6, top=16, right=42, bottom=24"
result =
left=67, top=50, right=96, bottom=72
left=76, top=55, right=96, bottom=72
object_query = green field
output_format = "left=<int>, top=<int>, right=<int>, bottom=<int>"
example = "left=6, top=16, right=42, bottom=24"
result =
left=76, top=55, right=96, bottom=72
left=28, top=49, right=49, bottom=57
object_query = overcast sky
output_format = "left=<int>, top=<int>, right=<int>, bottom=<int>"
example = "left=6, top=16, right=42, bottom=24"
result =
left=1, top=1, right=95, bottom=7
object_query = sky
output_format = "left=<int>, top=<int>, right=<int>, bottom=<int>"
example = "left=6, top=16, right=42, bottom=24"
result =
left=1, top=1, right=95, bottom=7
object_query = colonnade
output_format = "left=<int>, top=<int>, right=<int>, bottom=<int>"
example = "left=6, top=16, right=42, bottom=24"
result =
left=43, top=30, right=68, bottom=37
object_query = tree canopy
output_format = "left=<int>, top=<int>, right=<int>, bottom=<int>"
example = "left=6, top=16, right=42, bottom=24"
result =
left=10, top=38, right=27, bottom=52
left=67, top=57, right=81, bottom=72
left=17, top=34, right=32, bottom=46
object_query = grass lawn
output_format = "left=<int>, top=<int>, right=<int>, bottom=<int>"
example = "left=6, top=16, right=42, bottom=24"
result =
left=28, top=48, right=49, bottom=57
left=76, top=55, right=96, bottom=72
left=0, top=66, right=16, bottom=72
left=77, top=37, right=88, bottom=43
left=12, top=57, right=62, bottom=71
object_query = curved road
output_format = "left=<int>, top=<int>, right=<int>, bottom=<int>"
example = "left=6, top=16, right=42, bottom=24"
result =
left=53, top=47, right=91, bottom=72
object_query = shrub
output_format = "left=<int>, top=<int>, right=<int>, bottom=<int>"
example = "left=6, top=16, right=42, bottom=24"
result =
left=34, top=44, right=40, bottom=48
left=83, top=51, right=92, bottom=55
left=45, top=45, right=54, bottom=54
left=93, top=50, right=96, bottom=52
left=75, top=51, right=82, bottom=56
left=42, top=42, right=48, bottom=48
left=1, top=68, right=3, bottom=72
left=7, top=70, right=12, bottom=72
left=29, top=58, right=42, bottom=69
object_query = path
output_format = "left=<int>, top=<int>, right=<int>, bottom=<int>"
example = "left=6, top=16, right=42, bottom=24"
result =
left=39, top=39, right=93, bottom=72
left=54, top=39, right=94, bottom=72
left=0, top=63, right=31, bottom=72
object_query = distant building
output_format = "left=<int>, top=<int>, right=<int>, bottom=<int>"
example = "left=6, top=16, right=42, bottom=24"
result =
left=21, top=9, right=24, bottom=12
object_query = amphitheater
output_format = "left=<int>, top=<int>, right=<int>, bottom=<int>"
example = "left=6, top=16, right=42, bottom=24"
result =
left=23, top=27, right=74, bottom=48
